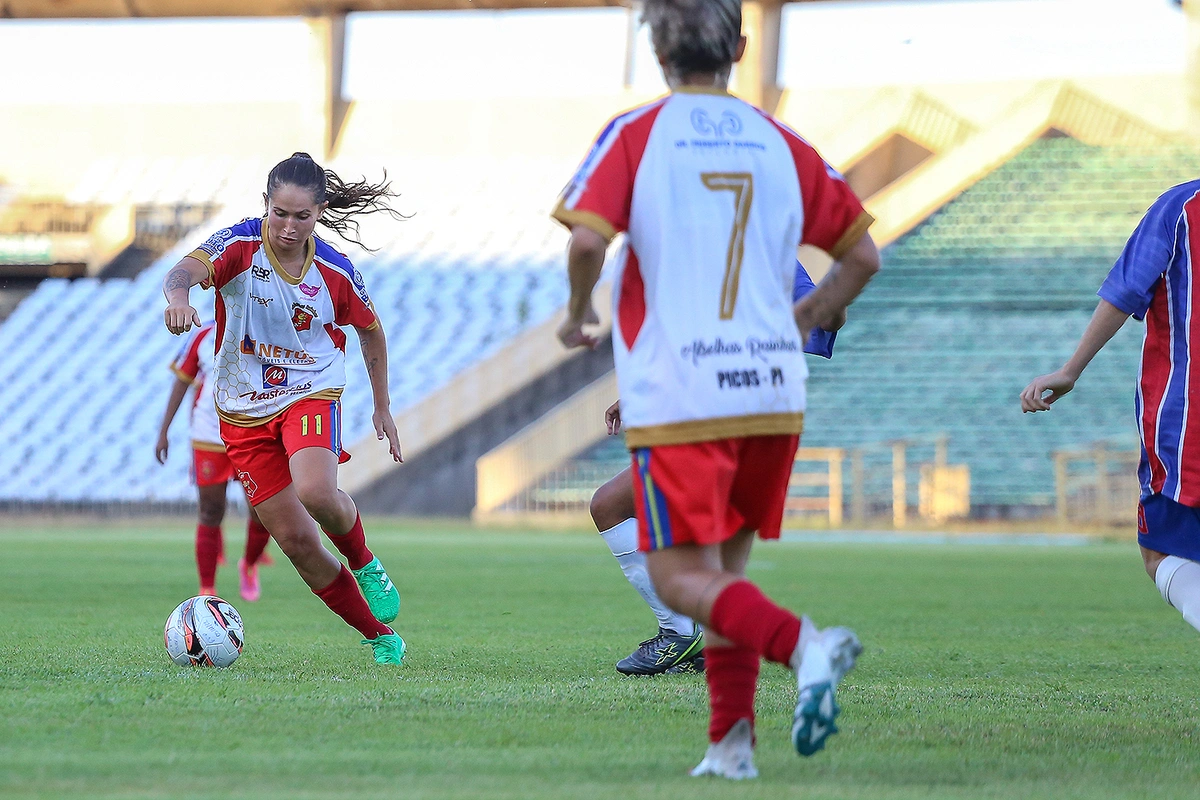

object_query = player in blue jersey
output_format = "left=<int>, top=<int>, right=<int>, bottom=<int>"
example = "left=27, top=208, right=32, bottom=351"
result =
left=591, top=261, right=845, bottom=675
left=1021, top=181, right=1200, bottom=635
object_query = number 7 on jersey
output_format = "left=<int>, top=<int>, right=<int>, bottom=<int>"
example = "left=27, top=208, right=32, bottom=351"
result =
left=701, top=172, right=754, bottom=320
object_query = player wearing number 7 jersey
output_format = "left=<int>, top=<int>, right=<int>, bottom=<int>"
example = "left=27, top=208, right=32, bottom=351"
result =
left=553, top=0, right=880, bottom=779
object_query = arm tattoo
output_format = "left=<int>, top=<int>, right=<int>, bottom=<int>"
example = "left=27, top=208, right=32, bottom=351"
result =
left=164, top=267, right=191, bottom=292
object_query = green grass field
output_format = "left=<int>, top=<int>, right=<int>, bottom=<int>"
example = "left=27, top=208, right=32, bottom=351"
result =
left=2, top=520, right=1199, bottom=799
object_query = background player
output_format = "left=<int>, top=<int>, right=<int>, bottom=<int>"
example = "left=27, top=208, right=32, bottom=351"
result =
left=156, top=320, right=272, bottom=601
left=553, top=0, right=881, bottom=778
left=591, top=261, right=844, bottom=677
left=1021, top=180, right=1200, bottom=637
left=162, top=152, right=406, bottom=665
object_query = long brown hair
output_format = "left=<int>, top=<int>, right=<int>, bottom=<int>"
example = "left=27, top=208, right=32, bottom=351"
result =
left=266, top=152, right=404, bottom=250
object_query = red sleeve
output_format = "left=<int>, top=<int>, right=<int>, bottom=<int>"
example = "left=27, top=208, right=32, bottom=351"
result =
left=552, top=102, right=664, bottom=242
left=189, top=219, right=261, bottom=290
left=319, top=263, right=378, bottom=330
left=772, top=122, right=874, bottom=259
left=169, top=326, right=206, bottom=384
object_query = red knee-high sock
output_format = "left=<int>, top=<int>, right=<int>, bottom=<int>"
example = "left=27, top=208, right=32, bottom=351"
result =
left=323, top=513, right=373, bottom=570
left=195, top=524, right=222, bottom=591
left=705, top=645, right=760, bottom=743
left=709, top=580, right=803, bottom=666
left=244, top=518, right=271, bottom=566
left=313, top=565, right=392, bottom=639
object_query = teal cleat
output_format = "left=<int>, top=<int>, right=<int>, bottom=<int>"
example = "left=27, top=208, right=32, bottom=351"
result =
left=351, top=557, right=400, bottom=624
left=363, top=632, right=406, bottom=665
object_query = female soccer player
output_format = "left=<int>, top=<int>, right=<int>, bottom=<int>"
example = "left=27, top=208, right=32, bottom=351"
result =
left=592, top=261, right=844, bottom=677
left=553, top=0, right=880, bottom=778
left=161, top=153, right=406, bottom=665
left=1021, top=180, right=1200, bottom=637
left=156, top=319, right=273, bottom=602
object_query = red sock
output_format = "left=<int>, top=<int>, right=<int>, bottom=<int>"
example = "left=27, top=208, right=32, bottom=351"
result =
left=313, top=565, right=392, bottom=639
left=705, top=645, right=760, bottom=743
left=324, top=513, right=373, bottom=570
left=709, top=580, right=803, bottom=666
left=244, top=518, right=271, bottom=566
left=195, top=524, right=222, bottom=591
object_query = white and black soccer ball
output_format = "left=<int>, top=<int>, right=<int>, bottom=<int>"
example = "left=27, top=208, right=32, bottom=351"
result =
left=164, top=596, right=245, bottom=668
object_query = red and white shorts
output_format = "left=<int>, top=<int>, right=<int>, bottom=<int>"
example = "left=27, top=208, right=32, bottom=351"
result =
left=220, top=397, right=350, bottom=507
left=631, top=434, right=800, bottom=552
left=192, top=444, right=235, bottom=488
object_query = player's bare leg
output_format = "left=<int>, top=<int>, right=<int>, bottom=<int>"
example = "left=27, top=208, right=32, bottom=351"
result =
left=253, top=485, right=403, bottom=663
left=290, top=447, right=400, bottom=625
left=195, top=482, right=227, bottom=595
left=592, top=467, right=703, bottom=674
left=1144, top=544, right=1200, bottom=633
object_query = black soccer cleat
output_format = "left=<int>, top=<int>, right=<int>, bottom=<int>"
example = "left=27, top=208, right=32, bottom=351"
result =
left=616, top=627, right=705, bottom=676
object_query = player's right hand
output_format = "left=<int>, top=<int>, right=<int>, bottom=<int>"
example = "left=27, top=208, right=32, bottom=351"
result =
left=154, top=434, right=169, bottom=464
left=1020, top=369, right=1077, bottom=413
left=164, top=302, right=201, bottom=335
left=605, top=401, right=622, bottom=435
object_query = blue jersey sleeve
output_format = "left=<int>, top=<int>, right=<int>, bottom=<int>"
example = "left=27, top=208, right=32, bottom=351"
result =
left=793, top=261, right=837, bottom=359
left=1099, top=189, right=1185, bottom=320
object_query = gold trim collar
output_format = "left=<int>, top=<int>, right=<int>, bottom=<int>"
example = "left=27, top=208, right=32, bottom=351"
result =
left=261, top=216, right=315, bottom=285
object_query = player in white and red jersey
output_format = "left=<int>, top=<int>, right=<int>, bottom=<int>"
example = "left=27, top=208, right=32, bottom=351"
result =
left=590, top=261, right=844, bottom=678
left=162, top=153, right=406, bottom=665
left=155, top=320, right=273, bottom=601
left=553, top=0, right=881, bottom=778
left=1022, top=179, right=1200, bottom=638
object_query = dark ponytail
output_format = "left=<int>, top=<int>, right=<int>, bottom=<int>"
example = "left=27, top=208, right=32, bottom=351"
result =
left=266, top=152, right=404, bottom=250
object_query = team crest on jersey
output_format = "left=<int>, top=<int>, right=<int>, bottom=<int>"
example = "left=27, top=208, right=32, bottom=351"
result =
left=262, top=364, right=288, bottom=389
left=299, top=283, right=320, bottom=298
left=291, top=303, right=317, bottom=332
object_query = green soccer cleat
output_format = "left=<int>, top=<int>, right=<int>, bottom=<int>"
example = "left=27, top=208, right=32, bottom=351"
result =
left=363, top=633, right=406, bottom=665
left=351, top=557, right=400, bottom=624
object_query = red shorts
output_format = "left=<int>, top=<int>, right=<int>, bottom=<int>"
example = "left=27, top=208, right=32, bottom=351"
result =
left=631, top=435, right=800, bottom=551
left=192, top=446, right=234, bottom=487
left=220, top=397, right=350, bottom=507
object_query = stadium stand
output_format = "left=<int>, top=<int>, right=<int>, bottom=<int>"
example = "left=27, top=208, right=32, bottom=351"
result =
left=514, top=137, right=1200, bottom=516
left=0, top=156, right=571, bottom=507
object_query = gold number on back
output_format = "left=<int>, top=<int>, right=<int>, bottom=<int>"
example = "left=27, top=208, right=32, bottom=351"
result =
left=701, top=172, right=754, bottom=320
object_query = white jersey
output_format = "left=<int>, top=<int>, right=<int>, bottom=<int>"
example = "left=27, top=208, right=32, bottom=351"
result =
left=169, top=321, right=222, bottom=449
left=554, top=89, right=872, bottom=447
left=188, top=217, right=378, bottom=426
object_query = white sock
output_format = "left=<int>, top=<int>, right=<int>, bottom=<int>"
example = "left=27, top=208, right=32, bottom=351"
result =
left=1155, top=555, right=1200, bottom=633
left=599, top=518, right=697, bottom=637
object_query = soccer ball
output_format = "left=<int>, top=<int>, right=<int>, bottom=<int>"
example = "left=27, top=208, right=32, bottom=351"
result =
left=164, top=595, right=245, bottom=668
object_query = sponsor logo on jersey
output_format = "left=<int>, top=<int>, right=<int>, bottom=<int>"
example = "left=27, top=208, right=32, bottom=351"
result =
left=291, top=303, right=317, bottom=332
left=251, top=294, right=273, bottom=307
left=240, top=335, right=317, bottom=365
left=239, top=381, right=314, bottom=404
left=237, top=470, right=258, bottom=499
left=252, top=265, right=271, bottom=282
left=691, top=109, right=742, bottom=138
left=198, top=227, right=235, bottom=258
left=351, top=269, right=371, bottom=304
left=262, top=364, right=288, bottom=388
left=299, top=282, right=320, bottom=298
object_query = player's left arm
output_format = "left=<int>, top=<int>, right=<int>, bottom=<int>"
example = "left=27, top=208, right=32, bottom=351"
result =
left=354, top=322, right=402, bottom=464
left=794, top=233, right=880, bottom=343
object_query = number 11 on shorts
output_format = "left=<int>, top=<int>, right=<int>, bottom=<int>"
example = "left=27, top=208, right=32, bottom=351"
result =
left=301, top=414, right=323, bottom=436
